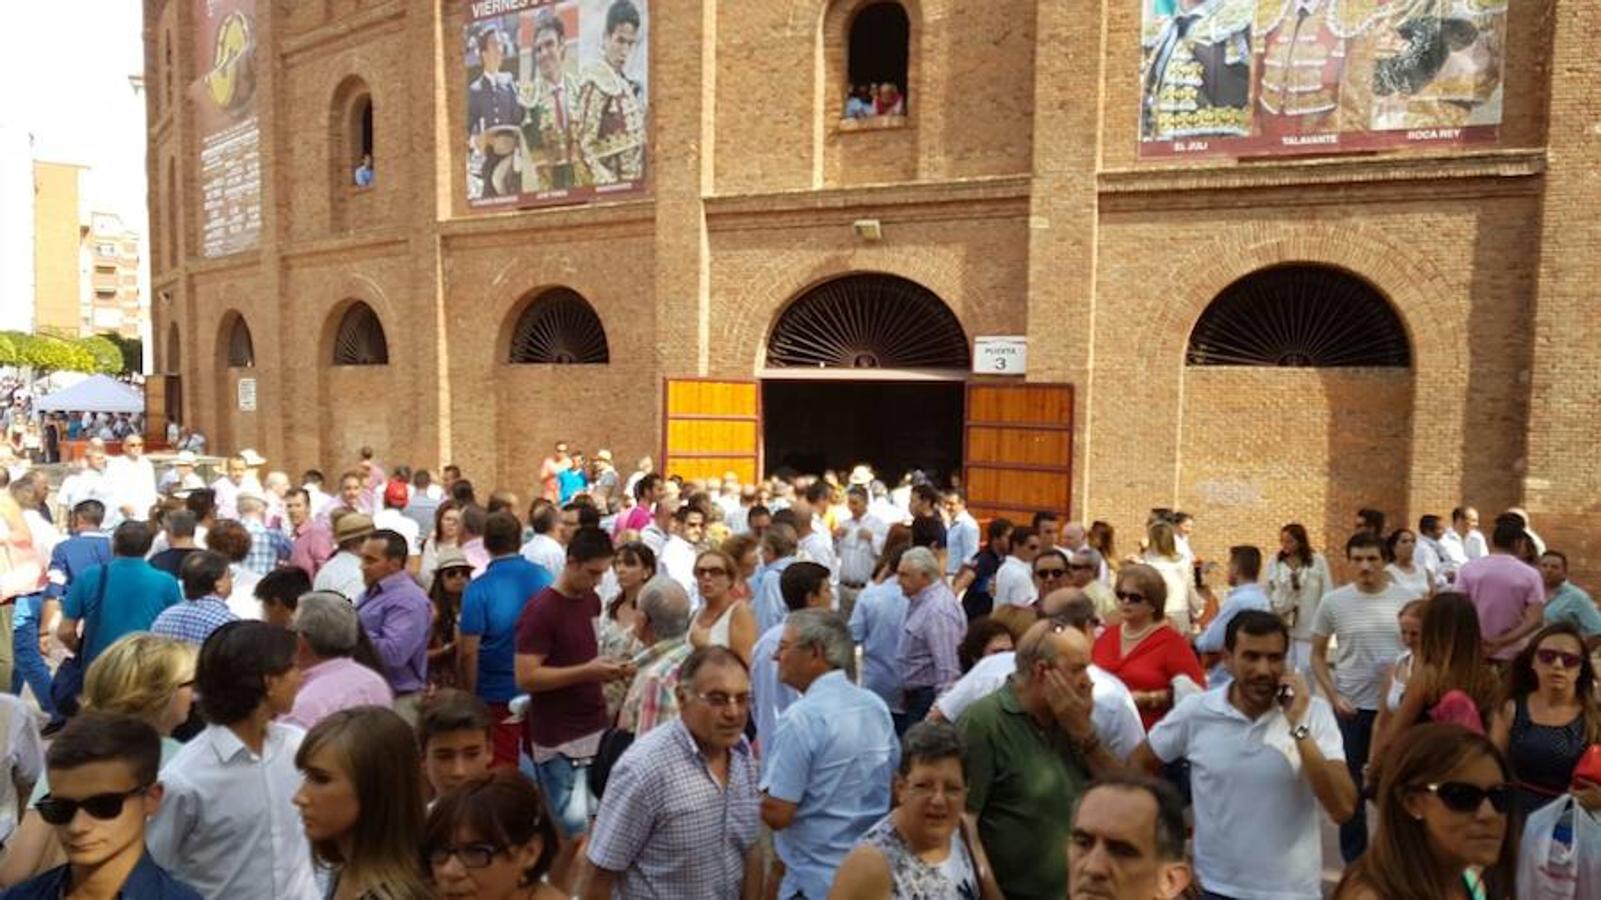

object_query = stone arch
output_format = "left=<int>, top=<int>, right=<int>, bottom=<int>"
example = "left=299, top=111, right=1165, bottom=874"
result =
left=503, top=287, right=611, bottom=365
left=1185, top=264, right=1411, bottom=368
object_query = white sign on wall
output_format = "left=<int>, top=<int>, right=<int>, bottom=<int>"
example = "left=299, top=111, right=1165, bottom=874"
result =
left=973, top=336, right=1027, bottom=375
left=237, top=377, right=257, bottom=412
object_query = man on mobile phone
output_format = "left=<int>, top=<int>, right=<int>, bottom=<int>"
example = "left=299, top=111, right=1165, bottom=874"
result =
left=1131, top=611, right=1355, bottom=899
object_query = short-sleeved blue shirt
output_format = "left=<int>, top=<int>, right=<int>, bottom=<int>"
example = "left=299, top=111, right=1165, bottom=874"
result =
left=62, top=558, right=183, bottom=664
left=459, top=555, right=552, bottom=701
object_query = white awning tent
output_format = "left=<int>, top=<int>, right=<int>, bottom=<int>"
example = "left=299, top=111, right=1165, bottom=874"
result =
left=33, top=374, right=144, bottom=414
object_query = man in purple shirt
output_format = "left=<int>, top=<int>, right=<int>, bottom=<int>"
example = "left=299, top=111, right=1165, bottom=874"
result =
left=356, top=529, right=430, bottom=723
left=284, top=489, right=334, bottom=578
left=286, top=591, right=394, bottom=730
left=895, top=546, right=965, bottom=727
left=1457, top=514, right=1546, bottom=661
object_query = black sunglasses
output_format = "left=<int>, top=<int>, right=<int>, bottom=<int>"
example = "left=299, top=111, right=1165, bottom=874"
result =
left=1415, top=781, right=1512, bottom=815
left=1115, top=590, right=1148, bottom=603
left=1035, top=567, right=1068, bottom=579
left=36, top=785, right=151, bottom=825
left=428, top=843, right=505, bottom=869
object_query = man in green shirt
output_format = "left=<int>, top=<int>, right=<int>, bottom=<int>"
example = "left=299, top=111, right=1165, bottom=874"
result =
left=956, top=617, right=1125, bottom=900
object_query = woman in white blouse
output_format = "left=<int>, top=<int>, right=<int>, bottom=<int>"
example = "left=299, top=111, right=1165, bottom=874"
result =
left=1265, top=522, right=1333, bottom=677
left=1142, top=520, right=1201, bottom=636
left=1384, top=528, right=1435, bottom=599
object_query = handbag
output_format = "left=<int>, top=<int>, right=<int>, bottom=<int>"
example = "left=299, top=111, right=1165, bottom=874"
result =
left=50, top=565, right=108, bottom=717
left=1517, top=794, right=1601, bottom=899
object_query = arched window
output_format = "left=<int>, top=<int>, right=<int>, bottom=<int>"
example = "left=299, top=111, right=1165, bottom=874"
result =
left=332, top=302, right=389, bottom=365
left=225, top=315, right=255, bottom=368
left=768, top=274, right=968, bottom=369
left=508, top=289, right=610, bottom=364
left=844, top=3, right=910, bottom=118
left=165, top=157, right=178, bottom=270
left=330, top=77, right=375, bottom=195
left=1186, top=265, right=1411, bottom=367
left=163, top=30, right=174, bottom=110
left=357, top=97, right=374, bottom=159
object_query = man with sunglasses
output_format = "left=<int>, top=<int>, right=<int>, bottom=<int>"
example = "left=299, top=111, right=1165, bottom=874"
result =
left=14, top=712, right=200, bottom=898
left=1068, top=548, right=1119, bottom=626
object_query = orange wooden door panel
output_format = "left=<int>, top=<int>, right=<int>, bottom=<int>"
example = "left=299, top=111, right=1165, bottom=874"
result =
left=964, top=383, right=1073, bottom=520
left=662, top=379, right=761, bottom=485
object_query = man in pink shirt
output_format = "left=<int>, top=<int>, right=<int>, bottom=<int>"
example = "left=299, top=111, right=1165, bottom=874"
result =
left=285, top=489, right=334, bottom=577
left=1456, top=514, right=1545, bottom=661
left=284, top=592, right=393, bottom=730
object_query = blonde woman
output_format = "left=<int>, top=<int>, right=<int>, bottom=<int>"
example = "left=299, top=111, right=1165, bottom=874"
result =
left=1142, top=521, right=1200, bottom=636
left=0, top=633, right=197, bottom=886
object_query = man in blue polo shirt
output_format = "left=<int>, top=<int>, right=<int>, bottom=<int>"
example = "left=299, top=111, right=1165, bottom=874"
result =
left=459, top=510, right=552, bottom=767
left=57, top=521, right=181, bottom=667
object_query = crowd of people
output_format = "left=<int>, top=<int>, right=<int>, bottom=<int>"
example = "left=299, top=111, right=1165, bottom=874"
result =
left=0, top=433, right=1594, bottom=898
left=843, top=83, right=906, bottom=119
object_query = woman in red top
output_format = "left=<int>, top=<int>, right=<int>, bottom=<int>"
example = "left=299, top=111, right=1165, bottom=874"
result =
left=1092, top=563, right=1206, bottom=731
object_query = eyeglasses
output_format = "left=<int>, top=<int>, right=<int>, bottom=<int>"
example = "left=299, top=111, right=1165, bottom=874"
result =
left=693, top=567, right=729, bottom=578
left=36, top=786, right=151, bottom=825
left=692, top=691, right=752, bottom=709
left=441, top=569, right=472, bottom=579
left=428, top=843, right=505, bottom=869
left=1115, top=590, right=1147, bottom=604
left=1536, top=649, right=1584, bottom=669
left=1035, top=567, right=1067, bottom=579
left=903, top=782, right=967, bottom=801
left=1415, top=782, right=1512, bottom=815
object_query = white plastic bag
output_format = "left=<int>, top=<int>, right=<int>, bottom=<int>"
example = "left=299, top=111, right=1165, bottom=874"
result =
left=1518, top=795, right=1601, bottom=899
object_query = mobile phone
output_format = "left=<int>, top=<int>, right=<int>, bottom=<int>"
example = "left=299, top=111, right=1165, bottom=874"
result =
left=1276, top=683, right=1295, bottom=710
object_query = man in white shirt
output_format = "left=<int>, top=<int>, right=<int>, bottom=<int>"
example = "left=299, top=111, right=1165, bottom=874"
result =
left=941, top=489, right=980, bottom=579
left=1310, top=530, right=1417, bottom=863
left=1172, top=512, right=1196, bottom=568
left=792, top=498, right=837, bottom=579
left=1440, top=506, right=1487, bottom=572
left=210, top=455, right=258, bottom=522
left=1415, top=514, right=1450, bottom=590
left=313, top=513, right=373, bottom=601
left=371, top=479, right=421, bottom=563
left=108, top=435, right=157, bottom=524
left=149, top=620, right=318, bottom=899
left=520, top=501, right=566, bottom=579
left=659, top=504, right=702, bottom=597
left=933, top=590, right=1144, bottom=761
left=993, top=526, right=1040, bottom=608
left=1133, top=610, right=1355, bottom=899
left=57, top=440, right=118, bottom=525
left=834, top=486, right=886, bottom=616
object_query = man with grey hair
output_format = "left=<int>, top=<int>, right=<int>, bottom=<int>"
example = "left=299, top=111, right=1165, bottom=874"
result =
left=1070, top=546, right=1119, bottom=624
left=761, top=608, right=898, bottom=899
left=618, top=575, right=696, bottom=735
left=285, top=591, right=394, bottom=730
left=958, top=615, right=1126, bottom=900
left=895, top=545, right=965, bottom=726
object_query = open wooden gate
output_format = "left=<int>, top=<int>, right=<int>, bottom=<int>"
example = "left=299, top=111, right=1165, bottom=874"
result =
left=963, top=383, right=1074, bottom=522
left=144, top=375, right=182, bottom=447
left=661, top=378, right=762, bottom=484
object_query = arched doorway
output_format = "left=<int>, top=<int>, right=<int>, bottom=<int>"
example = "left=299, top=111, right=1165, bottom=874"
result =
left=1179, top=264, right=1414, bottom=563
left=761, top=274, right=968, bottom=483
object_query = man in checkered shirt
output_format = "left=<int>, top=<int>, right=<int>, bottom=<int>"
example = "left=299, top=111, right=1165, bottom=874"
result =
left=238, top=490, right=291, bottom=575
left=150, top=551, right=239, bottom=646
left=586, top=645, right=761, bottom=898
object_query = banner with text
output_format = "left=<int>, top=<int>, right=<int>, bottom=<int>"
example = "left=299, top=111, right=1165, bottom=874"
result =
left=194, top=0, right=261, bottom=257
left=464, top=0, right=650, bottom=209
left=1138, top=0, right=1507, bottom=158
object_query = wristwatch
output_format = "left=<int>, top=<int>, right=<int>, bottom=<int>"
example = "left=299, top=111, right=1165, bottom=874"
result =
left=1290, top=723, right=1312, bottom=742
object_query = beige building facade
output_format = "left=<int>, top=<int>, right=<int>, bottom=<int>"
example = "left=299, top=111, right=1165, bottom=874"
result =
left=146, top=0, right=1601, bottom=581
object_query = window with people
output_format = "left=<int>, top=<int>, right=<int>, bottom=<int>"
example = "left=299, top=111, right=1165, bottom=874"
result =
left=842, top=2, right=909, bottom=120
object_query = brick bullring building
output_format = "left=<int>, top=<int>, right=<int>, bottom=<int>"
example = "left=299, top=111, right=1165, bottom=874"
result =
left=144, top=0, right=1601, bottom=579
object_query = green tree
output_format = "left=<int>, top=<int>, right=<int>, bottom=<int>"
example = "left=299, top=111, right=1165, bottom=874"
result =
left=97, top=332, right=143, bottom=375
left=79, top=335, right=125, bottom=375
left=0, top=333, right=15, bottom=366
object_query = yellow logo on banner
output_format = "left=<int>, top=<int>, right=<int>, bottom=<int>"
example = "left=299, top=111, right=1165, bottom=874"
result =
left=204, top=11, right=255, bottom=111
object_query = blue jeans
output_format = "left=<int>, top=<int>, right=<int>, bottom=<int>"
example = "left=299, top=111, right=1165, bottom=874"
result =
left=10, top=594, right=53, bottom=715
left=1336, top=708, right=1377, bottom=862
left=531, top=754, right=592, bottom=838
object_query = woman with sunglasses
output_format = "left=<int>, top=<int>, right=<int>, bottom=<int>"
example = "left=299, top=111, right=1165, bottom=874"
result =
left=423, top=771, right=564, bottom=899
left=1091, top=564, right=1206, bottom=731
left=830, top=721, right=1002, bottom=899
left=1265, top=523, right=1332, bottom=677
left=1372, top=593, right=1501, bottom=762
left=1490, top=622, right=1601, bottom=818
left=1334, top=723, right=1516, bottom=900
left=0, top=632, right=198, bottom=887
left=419, top=500, right=463, bottom=592
left=293, top=705, right=431, bottom=900
left=428, top=548, right=474, bottom=690
left=688, top=548, right=756, bottom=665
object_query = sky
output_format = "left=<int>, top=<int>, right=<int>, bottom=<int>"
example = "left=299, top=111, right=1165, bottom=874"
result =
left=1, top=2, right=150, bottom=230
